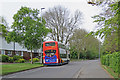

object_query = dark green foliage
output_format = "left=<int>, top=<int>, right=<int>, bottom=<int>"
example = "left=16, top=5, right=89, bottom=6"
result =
left=8, top=57, right=14, bottom=63
left=70, top=51, right=78, bottom=59
left=101, top=52, right=120, bottom=73
left=13, top=55, right=22, bottom=61
left=2, top=55, right=9, bottom=62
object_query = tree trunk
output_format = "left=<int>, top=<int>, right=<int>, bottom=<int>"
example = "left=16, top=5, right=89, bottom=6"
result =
left=78, top=52, right=79, bottom=60
left=31, top=50, right=33, bottom=64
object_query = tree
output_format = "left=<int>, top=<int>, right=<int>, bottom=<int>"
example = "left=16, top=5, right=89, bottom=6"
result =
left=103, top=32, right=118, bottom=53
left=43, top=5, right=82, bottom=45
left=6, top=6, right=50, bottom=64
left=87, top=0, right=118, bottom=6
left=69, top=29, right=100, bottom=59
left=0, top=16, right=8, bottom=37
left=87, top=1, right=120, bottom=53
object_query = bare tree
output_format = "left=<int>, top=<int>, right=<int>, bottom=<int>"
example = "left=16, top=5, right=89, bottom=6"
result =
left=43, top=5, right=82, bottom=45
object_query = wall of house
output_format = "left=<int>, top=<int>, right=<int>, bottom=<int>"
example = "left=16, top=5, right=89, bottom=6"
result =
left=0, top=34, right=40, bottom=60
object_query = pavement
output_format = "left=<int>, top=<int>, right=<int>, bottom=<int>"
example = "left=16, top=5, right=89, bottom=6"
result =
left=2, top=60, right=113, bottom=79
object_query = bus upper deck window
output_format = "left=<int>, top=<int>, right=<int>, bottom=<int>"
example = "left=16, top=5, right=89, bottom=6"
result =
left=45, top=42, right=55, bottom=46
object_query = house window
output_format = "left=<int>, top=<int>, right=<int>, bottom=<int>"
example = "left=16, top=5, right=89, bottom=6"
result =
left=1, top=50, right=5, bottom=55
left=21, top=51, right=23, bottom=56
left=7, top=51, right=12, bottom=56
left=16, top=51, right=19, bottom=56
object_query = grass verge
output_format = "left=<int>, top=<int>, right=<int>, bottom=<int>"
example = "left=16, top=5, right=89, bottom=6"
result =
left=1, top=63, right=43, bottom=75
left=102, top=65, right=120, bottom=80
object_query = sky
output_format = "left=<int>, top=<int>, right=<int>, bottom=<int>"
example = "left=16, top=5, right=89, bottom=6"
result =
left=0, top=0, right=103, bottom=41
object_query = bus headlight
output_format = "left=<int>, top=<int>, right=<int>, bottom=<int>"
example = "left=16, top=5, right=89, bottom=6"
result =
left=56, top=59, right=58, bottom=63
left=43, top=59, right=45, bottom=63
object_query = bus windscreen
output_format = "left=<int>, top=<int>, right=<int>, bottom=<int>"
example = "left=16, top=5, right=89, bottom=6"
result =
left=45, top=50, right=56, bottom=57
left=45, top=42, right=55, bottom=46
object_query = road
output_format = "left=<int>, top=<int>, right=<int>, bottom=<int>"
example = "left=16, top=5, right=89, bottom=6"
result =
left=2, top=60, right=112, bottom=78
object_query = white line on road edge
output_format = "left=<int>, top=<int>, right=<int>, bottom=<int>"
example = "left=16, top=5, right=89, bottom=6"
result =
left=72, top=67, right=82, bottom=78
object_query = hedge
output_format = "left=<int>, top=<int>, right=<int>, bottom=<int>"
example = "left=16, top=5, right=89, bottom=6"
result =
left=8, top=57, right=14, bottom=63
left=1, top=54, right=24, bottom=63
left=1, top=55, right=9, bottom=62
left=13, top=55, right=22, bottom=61
left=101, top=52, right=120, bottom=73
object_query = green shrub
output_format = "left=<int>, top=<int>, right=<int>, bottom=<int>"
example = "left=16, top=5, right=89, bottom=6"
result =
left=2, top=55, right=9, bottom=62
left=13, top=55, right=22, bottom=61
left=15, top=59, right=25, bottom=63
left=8, top=57, right=14, bottom=63
left=101, top=52, right=120, bottom=73
left=29, top=58, right=39, bottom=62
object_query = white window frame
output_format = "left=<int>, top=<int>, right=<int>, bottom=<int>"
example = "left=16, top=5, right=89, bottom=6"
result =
left=21, top=51, right=23, bottom=56
left=7, top=51, right=12, bottom=56
left=16, top=51, right=19, bottom=56
left=1, top=50, right=5, bottom=55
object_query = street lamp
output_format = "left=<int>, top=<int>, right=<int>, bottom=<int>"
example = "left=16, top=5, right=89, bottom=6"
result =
left=41, top=8, right=45, bottom=22
left=87, top=0, right=96, bottom=4
left=40, top=8, right=45, bottom=64
left=86, top=0, right=97, bottom=6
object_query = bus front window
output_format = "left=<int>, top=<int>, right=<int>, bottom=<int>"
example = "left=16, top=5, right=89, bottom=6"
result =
left=45, top=42, right=55, bottom=46
left=45, top=50, right=56, bottom=57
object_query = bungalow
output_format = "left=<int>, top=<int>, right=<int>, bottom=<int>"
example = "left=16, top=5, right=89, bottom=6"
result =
left=0, top=32, right=42, bottom=60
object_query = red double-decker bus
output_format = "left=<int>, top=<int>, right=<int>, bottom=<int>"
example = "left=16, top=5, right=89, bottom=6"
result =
left=42, top=40, right=70, bottom=65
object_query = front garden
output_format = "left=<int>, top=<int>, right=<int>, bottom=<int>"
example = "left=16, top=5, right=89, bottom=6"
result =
left=0, top=54, right=43, bottom=75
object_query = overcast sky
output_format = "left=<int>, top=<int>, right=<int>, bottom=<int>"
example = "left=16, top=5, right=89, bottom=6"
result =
left=0, top=0, right=102, bottom=32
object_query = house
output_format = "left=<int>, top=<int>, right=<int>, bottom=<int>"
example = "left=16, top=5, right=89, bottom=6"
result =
left=0, top=32, right=41, bottom=60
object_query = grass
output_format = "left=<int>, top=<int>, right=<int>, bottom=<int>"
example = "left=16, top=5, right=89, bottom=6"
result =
left=102, top=65, right=120, bottom=80
left=1, top=63, right=43, bottom=75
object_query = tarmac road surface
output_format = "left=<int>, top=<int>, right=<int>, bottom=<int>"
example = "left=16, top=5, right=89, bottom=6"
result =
left=2, top=60, right=112, bottom=78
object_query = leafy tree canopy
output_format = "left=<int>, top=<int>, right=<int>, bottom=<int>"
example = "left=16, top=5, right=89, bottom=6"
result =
left=6, top=6, right=50, bottom=50
left=0, top=16, right=8, bottom=37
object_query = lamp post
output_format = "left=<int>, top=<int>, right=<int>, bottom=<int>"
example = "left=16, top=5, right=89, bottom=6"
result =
left=87, top=0, right=96, bottom=5
left=41, top=8, right=45, bottom=23
left=40, top=8, right=45, bottom=64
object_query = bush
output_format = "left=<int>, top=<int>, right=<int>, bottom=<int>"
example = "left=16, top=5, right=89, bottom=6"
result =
left=101, top=52, right=120, bottom=73
left=16, top=59, right=25, bottom=63
left=13, top=55, right=22, bottom=61
left=2, top=55, right=9, bottom=62
left=8, top=57, right=14, bottom=63
left=29, top=58, right=39, bottom=62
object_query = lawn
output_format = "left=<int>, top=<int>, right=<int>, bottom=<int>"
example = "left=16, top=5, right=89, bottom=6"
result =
left=1, top=63, right=43, bottom=75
